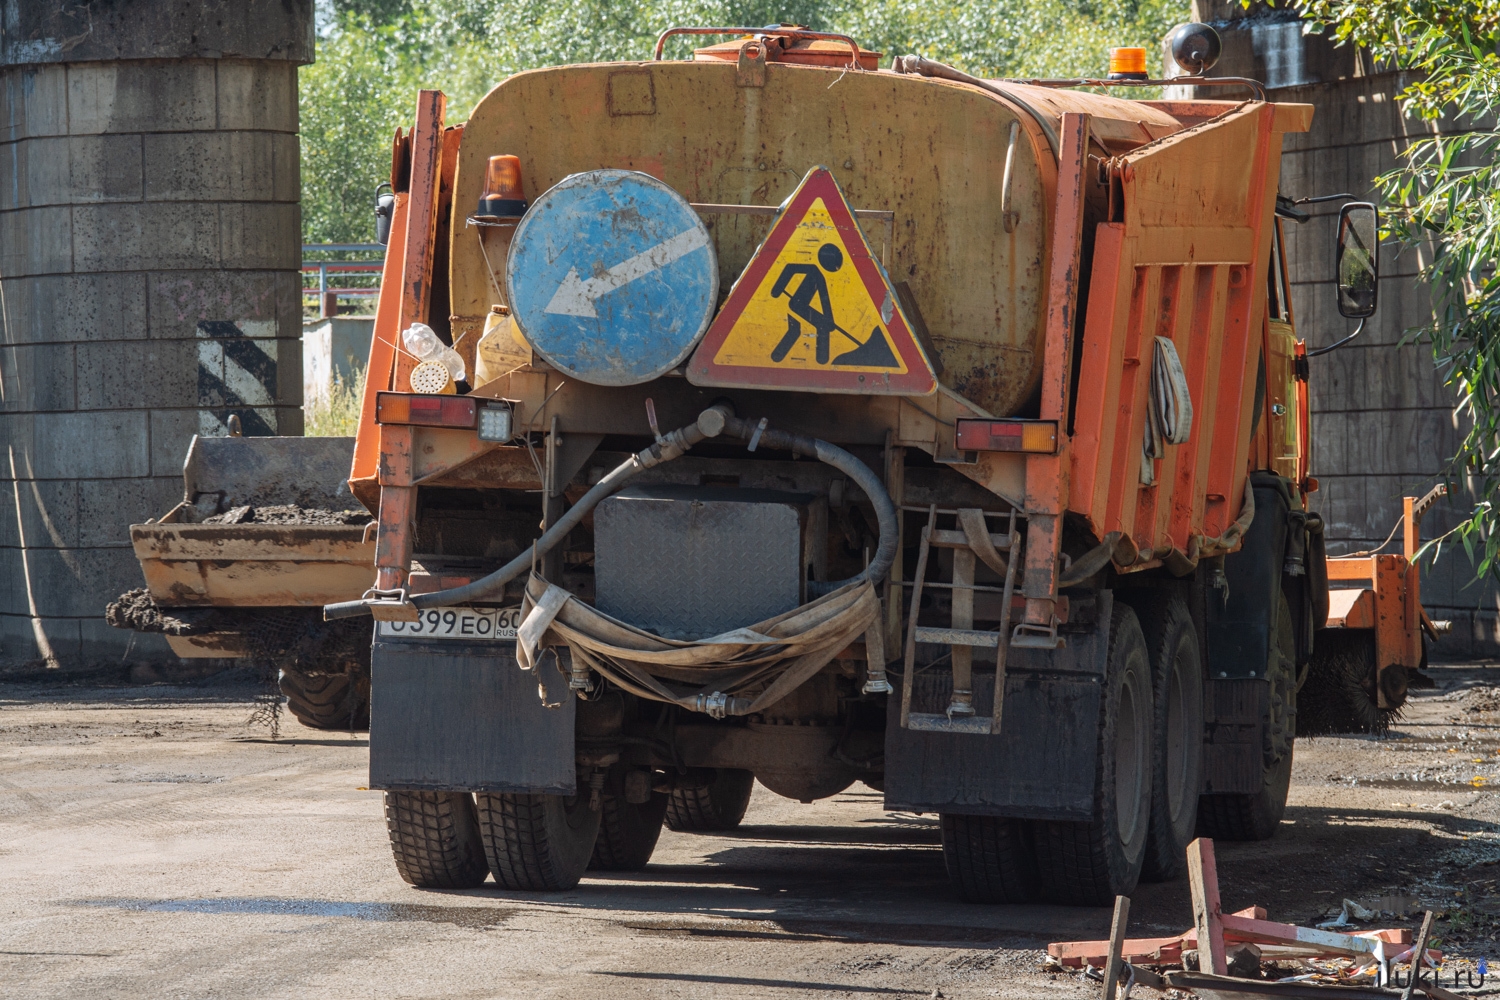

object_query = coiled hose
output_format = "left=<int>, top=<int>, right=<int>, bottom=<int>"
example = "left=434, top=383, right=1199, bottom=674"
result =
left=324, top=405, right=897, bottom=618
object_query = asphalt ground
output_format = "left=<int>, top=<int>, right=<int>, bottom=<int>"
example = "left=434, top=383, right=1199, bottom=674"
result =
left=2, top=664, right=1499, bottom=999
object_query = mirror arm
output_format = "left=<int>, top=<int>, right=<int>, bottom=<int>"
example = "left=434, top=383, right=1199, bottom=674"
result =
left=1307, top=316, right=1366, bottom=358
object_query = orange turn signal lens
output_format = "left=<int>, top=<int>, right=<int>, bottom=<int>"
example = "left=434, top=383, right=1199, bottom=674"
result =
left=1108, top=46, right=1149, bottom=80
left=375, top=391, right=477, bottom=429
left=955, top=419, right=1058, bottom=454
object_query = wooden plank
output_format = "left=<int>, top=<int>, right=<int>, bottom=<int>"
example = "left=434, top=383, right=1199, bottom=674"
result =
left=1402, top=910, right=1435, bottom=1000
left=1187, top=837, right=1227, bottom=975
left=1102, top=895, right=1131, bottom=1000
left=1047, top=934, right=1184, bottom=968
left=1220, top=913, right=1380, bottom=956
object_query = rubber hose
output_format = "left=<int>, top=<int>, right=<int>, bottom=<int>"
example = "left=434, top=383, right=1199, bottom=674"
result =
left=325, top=405, right=897, bottom=616
left=891, top=54, right=1060, bottom=156
left=406, top=405, right=733, bottom=611
left=718, top=416, right=898, bottom=595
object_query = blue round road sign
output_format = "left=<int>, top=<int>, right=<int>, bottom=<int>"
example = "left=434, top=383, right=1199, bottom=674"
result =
left=506, top=170, right=718, bottom=386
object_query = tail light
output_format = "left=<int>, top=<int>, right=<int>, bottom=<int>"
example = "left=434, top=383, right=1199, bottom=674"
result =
left=955, top=419, right=1058, bottom=454
left=376, top=392, right=476, bottom=429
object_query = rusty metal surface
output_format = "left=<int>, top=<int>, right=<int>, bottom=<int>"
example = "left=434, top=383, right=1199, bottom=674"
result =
left=130, top=524, right=375, bottom=607
left=183, top=435, right=358, bottom=511
left=452, top=62, right=1052, bottom=418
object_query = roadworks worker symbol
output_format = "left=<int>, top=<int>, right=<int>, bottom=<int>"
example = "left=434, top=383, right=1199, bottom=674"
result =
left=687, top=166, right=936, bottom=395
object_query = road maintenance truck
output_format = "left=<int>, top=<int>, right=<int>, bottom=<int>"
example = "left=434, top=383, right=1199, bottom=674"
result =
left=110, top=21, right=1431, bottom=904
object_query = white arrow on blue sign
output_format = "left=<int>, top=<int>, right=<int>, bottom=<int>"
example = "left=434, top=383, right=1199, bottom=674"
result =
left=507, top=170, right=719, bottom=386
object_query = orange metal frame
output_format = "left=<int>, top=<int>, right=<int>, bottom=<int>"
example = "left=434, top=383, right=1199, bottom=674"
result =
left=1068, top=104, right=1291, bottom=572
left=352, top=91, right=448, bottom=594
left=1324, top=491, right=1437, bottom=675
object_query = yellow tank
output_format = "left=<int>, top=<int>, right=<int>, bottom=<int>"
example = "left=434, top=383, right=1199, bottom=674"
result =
left=451, top=57, right=1064, bottom=416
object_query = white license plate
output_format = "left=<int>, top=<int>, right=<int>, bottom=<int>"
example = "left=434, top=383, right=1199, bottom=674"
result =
left=376, top=607, right=521, bottom=641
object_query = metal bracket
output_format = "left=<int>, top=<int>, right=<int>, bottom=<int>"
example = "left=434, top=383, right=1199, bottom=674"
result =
left=736, top=39, right=767, bottom=87
left=363, top=587, right=419, bottom=622
left=1012, top=619, right=1065, bottom=649
left=907, top=713, right=991, bottom=734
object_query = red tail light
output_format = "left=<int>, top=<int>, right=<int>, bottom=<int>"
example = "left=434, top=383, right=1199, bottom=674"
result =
left=955, top=419, right=1058, bottom=454
left=376, top=392, right=477, bottom=429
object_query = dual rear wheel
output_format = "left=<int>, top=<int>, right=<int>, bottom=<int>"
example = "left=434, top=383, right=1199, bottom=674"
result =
left=384, top=768, right=750, bottom=891
left=941, top=596, right=1206, bottom=905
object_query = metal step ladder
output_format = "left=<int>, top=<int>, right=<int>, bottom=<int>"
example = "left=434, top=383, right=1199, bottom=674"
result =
left=898, top=505, right=1020, bottom=735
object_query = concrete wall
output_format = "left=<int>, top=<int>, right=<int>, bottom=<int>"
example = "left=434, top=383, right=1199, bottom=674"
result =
left=0, top=1, right=313, bottom=670
left=303, top=317, right=374, bottom=408
left=1188, top=1, right=1499, bottom=658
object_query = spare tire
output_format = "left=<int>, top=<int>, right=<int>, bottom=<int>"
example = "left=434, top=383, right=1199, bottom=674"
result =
left=280, top=667, right=370, bottom=730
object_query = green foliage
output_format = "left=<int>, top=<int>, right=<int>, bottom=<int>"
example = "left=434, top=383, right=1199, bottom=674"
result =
left=1297, top=1, right=1500, bottom=574
left=299, top=0, right=1187, bottom=243
left=305, top=363, right=367, bottom=437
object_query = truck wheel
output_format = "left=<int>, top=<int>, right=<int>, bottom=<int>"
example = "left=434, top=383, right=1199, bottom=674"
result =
left=476, top=792, right=601, bottom=891
left=1135, top=595, right=1203, bottom=882
left=280, top=667, right=370, bottom=730
left=384, top=791, right=490, bottom=889
left=664, top=768, right=754, bottom=832
left=590, top=791, right=668, bottom=871
left=1033, top=602, right=1154, bottom=905
left=1198, top=593, right=1296, bottom=841
left=941, top=814, right=1037, bottom=903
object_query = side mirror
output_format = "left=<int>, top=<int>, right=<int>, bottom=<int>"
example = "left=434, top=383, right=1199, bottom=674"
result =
left=1335, top=202, right=1378, bottom=318
left=374, top=182, right=396, bottom=247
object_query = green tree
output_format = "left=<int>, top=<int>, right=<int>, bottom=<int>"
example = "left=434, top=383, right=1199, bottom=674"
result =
left=1296, top=1, right=1500, bottom=573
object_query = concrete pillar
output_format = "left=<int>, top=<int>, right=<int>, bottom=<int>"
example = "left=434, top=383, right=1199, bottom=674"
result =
left=0, top=1, right=313, bottom=670
left=1186, top=1, right=1498, bottom=657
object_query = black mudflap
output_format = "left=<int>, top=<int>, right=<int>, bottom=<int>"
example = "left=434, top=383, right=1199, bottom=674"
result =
left=883, top=592, right=1111, bottom=820
left=369, top=638, right=575, bottom=794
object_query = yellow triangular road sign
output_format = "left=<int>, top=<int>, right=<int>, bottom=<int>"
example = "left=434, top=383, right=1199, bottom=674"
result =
left=687, top=167, right=936, bottom=394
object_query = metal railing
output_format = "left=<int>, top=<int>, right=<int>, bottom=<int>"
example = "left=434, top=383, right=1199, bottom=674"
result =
left=302, top=243, right=385, bottom=318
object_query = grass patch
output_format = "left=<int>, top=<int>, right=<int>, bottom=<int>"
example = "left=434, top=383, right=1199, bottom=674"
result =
left=305, top=363, right=365, bottom=437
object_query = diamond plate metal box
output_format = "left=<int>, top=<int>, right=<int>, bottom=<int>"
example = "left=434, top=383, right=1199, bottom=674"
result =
left=594, top=485, right=813, bottom=640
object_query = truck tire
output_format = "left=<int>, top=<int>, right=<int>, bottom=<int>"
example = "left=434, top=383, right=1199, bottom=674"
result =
left=1198, top=593, right=1296, bottom=841
left=1033, top=602, right=1154, bottom=905
left=590, top=791, right=668, bottom=871
left=476, top=792, right=601, bottom=891
left=664, top=768, right=754, bottom=832
left=1134, top=595, right=1203, bottom=882
left=383, top=791, right=490, bottom=889
left=280, top=667, right=370, bottom=731
left=941, top=814, right=1037, bottom=903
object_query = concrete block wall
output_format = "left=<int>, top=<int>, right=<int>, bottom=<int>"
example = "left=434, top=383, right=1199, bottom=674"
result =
left=1191, top=1, right=1500, bottom=658
left=0, top=1, right=313, bottom=670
